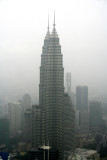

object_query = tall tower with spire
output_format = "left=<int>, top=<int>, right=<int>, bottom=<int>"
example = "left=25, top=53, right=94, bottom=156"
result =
left=39, top=14, right=64, bottom=159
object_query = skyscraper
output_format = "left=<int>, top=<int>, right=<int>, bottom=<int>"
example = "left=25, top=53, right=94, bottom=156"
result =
left=0, top=118, right=9, bottom=148
left=76, top=86, right=89, bottom=133
left=31, top=105, right=41, bottom=148
left=76, top=86, right=88, bottom=111
left=39, top=15, right=64, bottom=159
left=89, top=101, right=103, bottom=131
left=64, top=93, right=75, bottom=151
left=23, top=93, right=31, bottom=111
left=8, top=101, right=21, bottom=137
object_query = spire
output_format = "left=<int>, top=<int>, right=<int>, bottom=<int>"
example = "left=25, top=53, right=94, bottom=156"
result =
left=48, top=14, right=49, bottom=31
left=51, top=10, right=58, bottom=37
left=53, top=10, right=55, bottom=28
left=45, top=14, right=50, bottom=39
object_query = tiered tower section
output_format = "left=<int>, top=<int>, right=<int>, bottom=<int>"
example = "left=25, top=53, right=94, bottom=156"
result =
left=39, top=19, right=64, bottom=159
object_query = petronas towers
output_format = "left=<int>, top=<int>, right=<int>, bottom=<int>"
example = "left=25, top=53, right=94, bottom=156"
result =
left=39, top=16, right=64, bottom=159
left=32, top=14, right=75, bottom=160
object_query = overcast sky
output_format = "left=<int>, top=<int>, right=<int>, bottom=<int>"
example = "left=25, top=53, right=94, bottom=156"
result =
left=0, top=0, right=107, bottom=104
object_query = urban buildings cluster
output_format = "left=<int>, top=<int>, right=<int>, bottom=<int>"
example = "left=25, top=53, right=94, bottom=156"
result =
left=0, top=17, right=107, bottom=160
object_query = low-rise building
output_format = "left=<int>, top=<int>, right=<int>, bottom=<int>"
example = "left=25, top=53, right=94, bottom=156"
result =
left=67, top=148, right=100, bottom=160
left=76, top=148, right=100, bottom=160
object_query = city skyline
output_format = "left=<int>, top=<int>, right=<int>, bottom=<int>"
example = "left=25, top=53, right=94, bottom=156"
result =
left=0, top=1, right=107, bottom=158
left=0, top=0, right=107, bottom=104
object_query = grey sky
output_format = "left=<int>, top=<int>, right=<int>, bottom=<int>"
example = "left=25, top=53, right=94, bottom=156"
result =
left=0, top=0, right=107, bottom=103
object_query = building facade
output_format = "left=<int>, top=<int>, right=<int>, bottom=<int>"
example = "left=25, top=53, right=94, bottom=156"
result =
left=76, top=86, right=88, bottom=111
left=8, top=101, right=21, bottom=137
left=23, top=109, right=32, bottom=143
left=89, top=101, right=103, bottom=131
left=31, top=105, right=41, bottom=148
left=23, top=94, right=31, bottom=111
left=64, top=93, right=75, bottom=151
left=0, top=119, right=9, bottom=148
left=76, top=86, right=89, bottom=133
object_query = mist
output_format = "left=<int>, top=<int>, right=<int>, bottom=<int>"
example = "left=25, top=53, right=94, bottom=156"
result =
left=0, top=0, right=107, bottom=104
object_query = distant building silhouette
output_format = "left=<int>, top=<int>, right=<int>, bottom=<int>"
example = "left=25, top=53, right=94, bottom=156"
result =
left=64, top=93, right=75, bottom=151
left=76, top=86, right=89, bottom=133
left=31, top=105, right=41, bottom=148
left=0, top=119, right=9, bottom=148
left=18, top=93, right=32, bottom=140
left=23, top=93, right=31, bottom=111
left=23, top=108, right=32, bottom=143
left=76, top=86, right=88, bottom=111
left=8, top=101, right=21, bottom=137
left=89, top=101, right=103, bottom=131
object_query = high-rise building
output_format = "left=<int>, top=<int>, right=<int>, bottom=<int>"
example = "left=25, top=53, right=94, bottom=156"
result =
left=76, top=86, right=89, bottom=133
left=18, top=93, right=31, bottom=140
left=76, top=86, right=88, bottom=111
left=31, top=105, right=41, bottom=148
left=89, top=101, right=103, bottom=131
left=23, top=93, right=31, bottom=111
left=31, top=15, right=75, bottom=159
left=79, top=110, right=89, bottom=133
left=0, top=119, right=9, bottom=148
left=23, top=105, right=41, bottom=146
left=23, top=108, right=32, bottom=143
left=71, top=92, right=76, bottom=107
left=64, top=93, right=75, bottom=151
left=39, top=16, right=64, bottom=160
left=8, top=101, right=21, bottom=137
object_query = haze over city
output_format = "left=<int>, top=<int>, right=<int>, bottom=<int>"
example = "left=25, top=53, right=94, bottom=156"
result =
left=0, top=0, right=107, bottom=104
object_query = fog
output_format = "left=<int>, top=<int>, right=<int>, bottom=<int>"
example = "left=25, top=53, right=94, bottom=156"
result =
left=0, top=0, right=107, bottom=104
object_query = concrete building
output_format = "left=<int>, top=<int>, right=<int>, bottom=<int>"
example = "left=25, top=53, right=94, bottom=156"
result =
left=0, top=119, right=9, bottom=148
left=28, top=148, right=58, bottom=160
left=39, top=17, right=64, bottom=160
left=75, top=110, right=80, bottom=132
left=76, top=86, right=89, bottom=133
left=23, top=108, right=32, bottom=143
left=75, top=148, right=100, bottom=160
left=67, top=148, right=100, bottom=160
left=31, top=105, right=41, bottom=148
left=76, top=86, right=88, bottom=111
left=23, top=105, right=41, bottom=146
left=0, top=104, right=6, bottom=118
left=23, top=94, right=31, bottom=111
left=89, top=101, right=103, bottom=131
left=8, top=101, right=21, bottom=137
left=64, top=93, right=75, bottom=151
left=75, top=134, right=94, bottom=148
left=71, top=92, right=76, bottom=107
left=18, top=93, right=31, bottom=140
left=79, top=111, right=89, bottom=133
